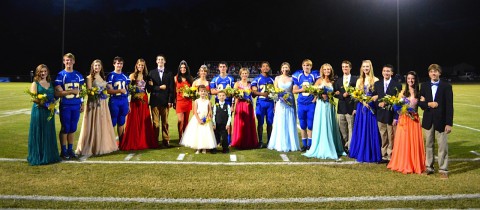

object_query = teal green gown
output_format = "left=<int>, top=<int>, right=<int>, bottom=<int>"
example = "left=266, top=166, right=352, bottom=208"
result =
left=27, top=82, right=61, bottom=165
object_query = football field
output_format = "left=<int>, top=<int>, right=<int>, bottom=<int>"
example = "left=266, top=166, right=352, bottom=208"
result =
left=0, top=82, right=479, bottom=208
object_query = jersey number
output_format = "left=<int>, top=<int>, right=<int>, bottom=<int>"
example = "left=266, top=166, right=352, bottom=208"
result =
left=65, top=82, right=80, bottom=99
left=114, top=81, right=126, bottom=96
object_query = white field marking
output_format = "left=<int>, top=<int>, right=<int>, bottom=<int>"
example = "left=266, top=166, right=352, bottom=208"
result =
left=453, top=123, right=480, bottom=132
left=455, top=103, right=480, bottom=108
left=176, top=153, right=186, bottom=161
left=0, top=109, right=31, bottom=118
left=1, top=158, right=479, bottom=165
left=230, top=154, right=237, bottom=162
left=79, top=154, right=91, bottom=162
left=418, top=116, right=480, bottom=132
left=1, top=194, right=480, bottom=204
left=470, top=151, right=480, bottom=156
left=124, top=153, right=135, bottom=161
left=280, top=154, right=290, bottom=162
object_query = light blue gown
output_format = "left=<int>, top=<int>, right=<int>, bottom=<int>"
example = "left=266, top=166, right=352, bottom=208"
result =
left=267, top=79, right=300, bottom=152
left=303, top=85, right=346, bottom=159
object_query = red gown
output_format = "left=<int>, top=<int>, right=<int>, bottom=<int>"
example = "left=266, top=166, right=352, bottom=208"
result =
left=231, top=83, right=259, bottom=149
left=175, top=78, right=193, bottom=113
left=120, top=80, right=158, bottom=150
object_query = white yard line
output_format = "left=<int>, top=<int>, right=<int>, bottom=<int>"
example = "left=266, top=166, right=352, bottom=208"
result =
left=453, top=123, right=480, bottom=132
left=124, top=153, right=135, bottom=161
left=0, top=109, right=31, bottom=118
left=1, top=194, right=479, bottom=204
left=470, top=151, right=480, bottom=156
left=1, top=158, right=478, bottom=165
left=455, top=103, right=480, bottom=108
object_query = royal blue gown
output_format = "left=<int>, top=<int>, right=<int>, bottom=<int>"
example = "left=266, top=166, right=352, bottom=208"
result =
left=267, top=79, right=300, bottom=152
left=27, top=82, right=61, bottom=165
left=303, top=85, right=346, bottom=159
left=348, top=85, right=382, bottom=162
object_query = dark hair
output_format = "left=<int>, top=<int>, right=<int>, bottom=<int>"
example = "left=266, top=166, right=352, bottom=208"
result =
left=404, top=71, right=420, bottom=99
left=176, top=60, right=193, bottom=85
left=157, top=54, right=166, bottom=61
left=113, top=56, right=124, bottom=64
left=383, top=64, right=395, bottom=74
left=342, top=60, right=352, bottom=68
left=197, top=84, right=207, bottom=91
left=218, top=61, right=228, bottom=67
left=261, top=61, right=270, bottom=67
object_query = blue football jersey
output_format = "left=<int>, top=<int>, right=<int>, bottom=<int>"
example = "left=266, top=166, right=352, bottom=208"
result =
left=210, top=74, right=235, bottom=99
left=251, top=74, right=274, bottom=101
left=293, top=72, right=317, bottom=104
left=55, top=70, right=84, bottom=105
left=107, top=71, right=130, bottom=98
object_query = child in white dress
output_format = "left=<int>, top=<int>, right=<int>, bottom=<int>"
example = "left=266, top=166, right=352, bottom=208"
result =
left=180, top=85, right=217, bottom=154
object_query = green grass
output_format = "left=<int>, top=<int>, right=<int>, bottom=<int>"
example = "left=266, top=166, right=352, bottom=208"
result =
left=1, top=82, right=480, bottom=209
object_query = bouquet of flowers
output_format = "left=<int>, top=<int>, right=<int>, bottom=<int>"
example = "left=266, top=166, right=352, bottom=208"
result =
left=378, top=94, right=401, bottom=110
left=87, top=86, right=108, bottom=102
left=178, top=85, right=198, bottom=100
left=78, top=84, right=88, bottom=99
left=25, top=88, right=48, bottom=105
left=128, top=82, right=147, bottom=103
left=25, top=89, right=58, bottom=121
left=350, top=88, right=375, bottom=114
left=223, top=85, right=237, bottom=98
left=200, top=115, right=211, bottom=125
left=265, top=84, right=292, bottom=107
left=233, top=88, right=252, bottom=103
left=393, top=97, right=417, bottom=120
left=304, top=85, right=336, bottom=106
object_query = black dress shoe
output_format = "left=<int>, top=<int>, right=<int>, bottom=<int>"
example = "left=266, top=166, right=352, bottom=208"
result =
left=378, top=159, right=389, bottom=164
left=301, top=146, right=307, bottom=152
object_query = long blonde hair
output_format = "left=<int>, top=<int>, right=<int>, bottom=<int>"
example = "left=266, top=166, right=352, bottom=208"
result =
left=319, top=63, right=334, bottom=82
left=356, top=60, right=376, bottom=90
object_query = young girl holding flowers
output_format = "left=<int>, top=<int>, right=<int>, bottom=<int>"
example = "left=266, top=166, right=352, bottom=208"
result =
left=27, top=64, right=61, bottom=165
left=180, top=85, right=216, bottom=154
left=76, top=59, right=118, bottom=156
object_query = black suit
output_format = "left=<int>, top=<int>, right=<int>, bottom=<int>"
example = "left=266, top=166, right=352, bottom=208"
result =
left=373, top=78, right=402, bottom=160
left=373, top=79, right=402, bottom=124
left=146, top=68, right=175, bottom=106
left=334, top=75, right=358, bottom=115
left=418, top=80, right=453, bottom=132
left=418, top=79, right=453, bottom=173
left=146, top=68, right=175, bottom=144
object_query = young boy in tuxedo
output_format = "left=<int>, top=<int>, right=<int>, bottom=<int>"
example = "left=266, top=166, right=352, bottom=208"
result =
left=212, top=91, right=232, bottom=153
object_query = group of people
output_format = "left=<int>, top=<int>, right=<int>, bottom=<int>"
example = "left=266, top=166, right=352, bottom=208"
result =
left=27, top=54, right=454, bottom=179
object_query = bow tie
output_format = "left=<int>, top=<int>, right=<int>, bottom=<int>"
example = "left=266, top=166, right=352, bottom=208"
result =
left=158, top=69, right=164, bottom=73
left=431, top=82, right=439, bottom=86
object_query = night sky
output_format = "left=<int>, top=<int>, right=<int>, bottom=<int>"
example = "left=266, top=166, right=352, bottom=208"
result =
left=1, top=0, right=479, bottom=80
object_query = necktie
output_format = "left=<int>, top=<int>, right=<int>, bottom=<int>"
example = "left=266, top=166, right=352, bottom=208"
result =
left=384, top=82, right=389, bottom=93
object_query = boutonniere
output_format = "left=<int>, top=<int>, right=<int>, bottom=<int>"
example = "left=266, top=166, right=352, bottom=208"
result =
left=215, top=103, right=219, bottom=106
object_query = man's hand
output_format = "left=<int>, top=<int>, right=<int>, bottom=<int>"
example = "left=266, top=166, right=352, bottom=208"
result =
left=168, top=103, right=173, bottom=108
left=428, top=102, right=438, bottom=108
left=80, top=104, right=85, bottom=113
left=70, top=89, right=80, bottom=95
left=120, top=89, right=127, bottom=94
left=445, top=125, right=452, bottom=134
left=160, top=85, right=167, bottom=90
left=392, top=119, right=398, bottom=126
left=379, top=102, right=385, bottom=108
